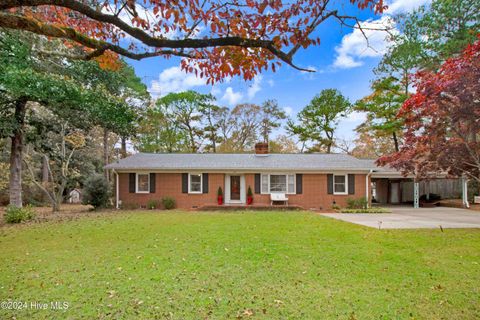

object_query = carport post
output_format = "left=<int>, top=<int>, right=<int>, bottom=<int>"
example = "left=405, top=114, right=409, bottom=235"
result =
left=462, top=177, right=470, bottom=208
left=413, top=181, right=420, bottom=209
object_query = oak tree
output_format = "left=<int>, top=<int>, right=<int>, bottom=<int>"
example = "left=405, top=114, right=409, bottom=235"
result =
left=0, top=0, right=385, bottom=81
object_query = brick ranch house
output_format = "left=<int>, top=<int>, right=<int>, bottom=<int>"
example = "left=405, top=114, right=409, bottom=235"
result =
left=105, top=143, right=468, bottom=210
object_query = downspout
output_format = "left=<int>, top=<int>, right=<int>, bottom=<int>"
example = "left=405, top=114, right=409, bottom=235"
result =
left=113, top=169, right=119, bottom=209
left=366, top=170, right=373, bottom=208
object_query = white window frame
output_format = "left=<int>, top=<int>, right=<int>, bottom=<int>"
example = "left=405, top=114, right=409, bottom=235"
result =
left=333, top=174, right=348, bottom=195
left=188, top=173, right=203, bottom=194
left=260, top=174, right=296, bottom=194
left=136, top=173, right=150, bottom=193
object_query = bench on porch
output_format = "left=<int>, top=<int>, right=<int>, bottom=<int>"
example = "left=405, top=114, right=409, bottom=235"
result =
left=270, top=193, right=289, bottom=206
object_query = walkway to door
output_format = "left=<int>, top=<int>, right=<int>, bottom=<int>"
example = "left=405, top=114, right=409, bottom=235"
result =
left=321, top=206, right=480, bottom=229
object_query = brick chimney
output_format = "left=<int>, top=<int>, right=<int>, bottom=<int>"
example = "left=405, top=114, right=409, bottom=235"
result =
left=254, top=142, right=269, bottom=155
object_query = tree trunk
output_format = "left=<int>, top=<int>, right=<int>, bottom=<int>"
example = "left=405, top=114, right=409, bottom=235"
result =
left=41, top=156, right=50, bottom=204
left=120, top=136, right=127, bottom=158
left=9, top=98, right=27, bottom=207
left=103, top=128, right=109, bottom=183
left=393, top=131, right=399, bottom=152
left=42, top=156, right=49, bottom=184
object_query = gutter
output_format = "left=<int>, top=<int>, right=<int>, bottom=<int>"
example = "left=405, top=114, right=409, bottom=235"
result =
left=366, top=169, right=373, bottom=208
left=112, top=169, right=119, bottom=209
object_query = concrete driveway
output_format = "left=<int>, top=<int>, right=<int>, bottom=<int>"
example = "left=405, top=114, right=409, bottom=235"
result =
left=321, top=206, right=480, bottom=229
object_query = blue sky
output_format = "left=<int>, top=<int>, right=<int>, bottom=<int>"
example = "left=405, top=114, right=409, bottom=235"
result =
left=126, top=0, right=430, bottom=143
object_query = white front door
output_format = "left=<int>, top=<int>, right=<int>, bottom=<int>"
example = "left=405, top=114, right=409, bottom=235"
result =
left=225, top=175, right=246, bottom=204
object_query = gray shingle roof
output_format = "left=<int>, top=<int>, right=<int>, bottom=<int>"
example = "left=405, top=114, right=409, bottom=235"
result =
left=358, top=159, right=399, bottom=172
left=105, top=153, right=382, bottom=172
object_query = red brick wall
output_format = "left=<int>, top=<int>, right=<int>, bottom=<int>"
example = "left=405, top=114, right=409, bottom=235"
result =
left=117, top=172, right=369, bottom=210
left=118, top=173, right=224, bottom=209
left=245, top=174, right=368, bottom=210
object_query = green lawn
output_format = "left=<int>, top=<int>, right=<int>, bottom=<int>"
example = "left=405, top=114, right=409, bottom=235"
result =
left=1, top=211, right=479, bottom=319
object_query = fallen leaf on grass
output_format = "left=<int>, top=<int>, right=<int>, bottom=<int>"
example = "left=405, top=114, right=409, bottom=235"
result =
left=431, top=284, right=444, bottom=291
left=242, top=309, right=254, bottom=317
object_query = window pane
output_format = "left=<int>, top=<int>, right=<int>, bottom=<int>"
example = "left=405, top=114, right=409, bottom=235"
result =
left=334, top=175, right=345, bottom=184
left=270, top=175, right=286, bottom=192
left=334, top=183, right=346, bottom=193
left=287, top=174, right=295, bottom=193
left=334, top=175, right=346, bottom=193
left=261, top=174, right=268, bottom=193
left=190, top=174, right=202, bottom=192
left=138, top=174, right=149, bottom=192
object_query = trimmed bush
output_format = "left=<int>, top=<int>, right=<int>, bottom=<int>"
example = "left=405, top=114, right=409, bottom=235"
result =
left=340, top=208, right=390, bottom=214
left=82, top=175, right=111, bottom=209
left=346, top=197, right=368, bottom=209
left=4, top=205, right=35, bottom=223
left=147, top=199, right=161, bottom=210
left=162, top=197, right=176, bottom=210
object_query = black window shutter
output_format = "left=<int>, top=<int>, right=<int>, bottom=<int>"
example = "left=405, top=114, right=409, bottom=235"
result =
left=296, top=174, right=303, bottom=194
left=327, top=174, right=334, bottom=194
left=149, top=173, right=156, bottom=193
left=182, top=173, right=188, bottom=193
left=348, top=174, right=355, bottom=194
left=129, top=173, right=136, bottom=193
left=202, top=173, right=209, bottom=193
left=254, top=174, right=261, bottom=194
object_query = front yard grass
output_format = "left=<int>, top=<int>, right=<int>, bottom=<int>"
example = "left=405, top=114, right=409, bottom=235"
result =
left=0, top=210, right=479, bottom=319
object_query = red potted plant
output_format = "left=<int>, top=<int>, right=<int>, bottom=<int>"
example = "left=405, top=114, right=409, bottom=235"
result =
left=217, top=187, right=223, bottom=205
left=247, top=186, right=253, bottom=205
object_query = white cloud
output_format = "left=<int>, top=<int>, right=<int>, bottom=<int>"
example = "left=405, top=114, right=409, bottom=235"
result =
left=301, top=65, right=324, bottom=79
left=221, top=87, right=243, bottom=106
left=149, top=66, right=207, bottom=97
left=267, top=79, right=275, bottom=87
left=332, top=0, right=431, bottom=69
left=333, top=16, right=395, bottom=69
left=247, top=75, right=263, bottom=99
left=283, top=106, right=294, bottom=117
left=343, top=111, right=367, bottom=123
left=210, top=85, right=222, bottom=96
left=385, top=0, right=431, bottom=15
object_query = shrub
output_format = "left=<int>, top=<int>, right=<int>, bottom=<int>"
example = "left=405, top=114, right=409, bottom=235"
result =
left=346, top=197, right=368, bottom=209
left=82, top=175, right=111, bottom=209
left=162, top=197, right=176, bottom=210
left=340, top=208, right=390, bottom=214
left=332, top=204, right=340, bottom=210
left=247, top=186, right=253, bottom=197
left=217, top=187, right=223, bottom=196
left=4, top=205, right=35, bottom=223
left=147, top=199, right=161, bottom=210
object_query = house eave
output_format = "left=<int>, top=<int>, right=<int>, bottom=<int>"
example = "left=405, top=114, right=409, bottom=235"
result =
left=106, top=167, right=376, bottom=173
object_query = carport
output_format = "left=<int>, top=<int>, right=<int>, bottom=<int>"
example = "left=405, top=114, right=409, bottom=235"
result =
left=370, top=166, right=470, bottom=209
